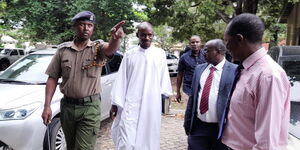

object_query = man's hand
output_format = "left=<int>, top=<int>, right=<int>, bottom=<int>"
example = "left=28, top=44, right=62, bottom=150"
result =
left=185, top=130, right=190, bottom=136
left=110, top=105, right=118, bottom=120
left=176, top=92, right=181, bottom=103
left=111, top=21, right=125, bottom=40
left=41, top=106, right=52, bottom=125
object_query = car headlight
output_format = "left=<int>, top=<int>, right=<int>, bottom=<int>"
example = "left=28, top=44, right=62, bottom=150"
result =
left=0, top=102, right=42, bottom=120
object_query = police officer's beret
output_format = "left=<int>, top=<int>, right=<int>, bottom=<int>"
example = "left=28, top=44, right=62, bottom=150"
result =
left=72, top=11, right=96, bottom=23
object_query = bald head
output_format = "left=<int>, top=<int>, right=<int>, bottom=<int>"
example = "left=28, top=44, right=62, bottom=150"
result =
left=136, top=22, right=154, bottom=49
left=205, top=39, right=227, bottom=55
left=204, top=39, right=227, bottom=65
left=137, top=22, right=153, bottom=32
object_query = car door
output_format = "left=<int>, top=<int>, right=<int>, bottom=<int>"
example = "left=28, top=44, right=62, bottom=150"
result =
left=100, top=53, right=123, bottom=120
left=18, top=49, right=25, bottom=57
left=9, top=49, right=20, bottom=64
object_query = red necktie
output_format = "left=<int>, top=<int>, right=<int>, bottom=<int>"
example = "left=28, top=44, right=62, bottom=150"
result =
left=200, top=66, right=215, bottom=114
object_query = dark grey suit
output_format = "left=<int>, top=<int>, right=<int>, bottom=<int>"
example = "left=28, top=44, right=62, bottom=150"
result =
left=184, top=61, right=237, bottom=150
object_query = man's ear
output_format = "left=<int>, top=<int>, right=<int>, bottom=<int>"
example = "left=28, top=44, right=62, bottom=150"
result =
left=236, top=34, right=244, bottom=42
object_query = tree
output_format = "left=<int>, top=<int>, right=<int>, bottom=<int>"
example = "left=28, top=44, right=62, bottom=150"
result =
left=137, top=0, right=298, bottom=46
left=4, top=0, right=141, bottom=44
left=153, top=25, right=178, bottom=51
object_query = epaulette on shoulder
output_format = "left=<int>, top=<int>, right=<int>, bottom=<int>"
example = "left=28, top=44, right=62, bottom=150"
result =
left=93, top=39, right=104, bottom=45
left=57, top=42, right=72, bottom=50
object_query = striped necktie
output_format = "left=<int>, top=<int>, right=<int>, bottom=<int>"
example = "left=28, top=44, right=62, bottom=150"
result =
left=199, top=66, right=216, bottom=114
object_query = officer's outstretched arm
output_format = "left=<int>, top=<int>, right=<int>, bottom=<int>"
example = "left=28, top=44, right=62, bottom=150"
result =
left=103, top=21, right=126, bottom=57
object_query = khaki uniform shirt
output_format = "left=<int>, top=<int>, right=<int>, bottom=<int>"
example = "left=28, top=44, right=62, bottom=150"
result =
left=46, top=39, right=107, bottom=98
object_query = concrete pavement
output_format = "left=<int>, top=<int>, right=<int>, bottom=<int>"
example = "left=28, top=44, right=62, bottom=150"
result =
left=94, top=109, right=188, bottom=150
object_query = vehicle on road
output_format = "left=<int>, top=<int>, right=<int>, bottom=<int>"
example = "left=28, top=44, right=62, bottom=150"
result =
left=166, top=53, right=178, bottom=76
left=269, top=46, right=300, bottom=150
left=0, top=48, right=123, bottom=150
left=0, top=48, right=25, bottom=71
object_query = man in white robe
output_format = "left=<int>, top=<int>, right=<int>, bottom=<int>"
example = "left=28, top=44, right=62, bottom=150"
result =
left=110, top=22, right=173, bottom=150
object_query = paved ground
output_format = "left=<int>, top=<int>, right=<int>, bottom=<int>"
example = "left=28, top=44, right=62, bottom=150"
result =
left=95, top=110, right=187, bottom=150
left=94, top=77, right=189, bottom=150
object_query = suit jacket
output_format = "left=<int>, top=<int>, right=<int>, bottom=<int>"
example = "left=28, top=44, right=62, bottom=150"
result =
left=184, top=60, right=237, bottom=136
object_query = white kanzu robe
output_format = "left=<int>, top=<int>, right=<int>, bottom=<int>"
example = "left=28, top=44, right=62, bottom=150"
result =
left=111, top=45, right=172, bottom=150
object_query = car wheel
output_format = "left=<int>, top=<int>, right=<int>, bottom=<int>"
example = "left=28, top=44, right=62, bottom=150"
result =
left=43, top=117, right=66, bottom=150
left=0, top=60, right=9, bottom=71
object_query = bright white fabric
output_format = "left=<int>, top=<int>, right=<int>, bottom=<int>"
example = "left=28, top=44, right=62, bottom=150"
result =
left=197, top=58, right=225, bottom=123
left=111, top=45, right=172, bottom=150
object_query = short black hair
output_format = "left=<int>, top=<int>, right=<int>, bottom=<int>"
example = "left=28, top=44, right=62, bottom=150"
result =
left=226, top=13, right=265, bottom=43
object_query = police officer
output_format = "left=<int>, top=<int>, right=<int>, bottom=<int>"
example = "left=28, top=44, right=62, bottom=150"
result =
left=41, top=11, right=125, bottom=150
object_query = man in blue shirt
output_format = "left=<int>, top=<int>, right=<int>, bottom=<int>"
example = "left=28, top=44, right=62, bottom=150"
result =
left=176, top=35, right=206, bottom=102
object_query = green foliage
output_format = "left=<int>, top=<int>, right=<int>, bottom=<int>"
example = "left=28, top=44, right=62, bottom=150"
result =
left=5, top=0, right=140, bottom=44
left=137, top=0, right=231, bottom=42
left=153, top=25, right=178, bottom=51
left=137, top=0, right=298, bottom=45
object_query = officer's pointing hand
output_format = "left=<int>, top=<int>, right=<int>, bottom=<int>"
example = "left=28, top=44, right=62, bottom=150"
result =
left=111, top=21, right=126, bottom=40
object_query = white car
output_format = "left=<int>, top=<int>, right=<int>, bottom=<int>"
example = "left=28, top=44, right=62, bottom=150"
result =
left=0, top=48, right=123, bottom=150
left=0, top=48, right=26, bottom=71
left=166, top=53, right=178, bottom=76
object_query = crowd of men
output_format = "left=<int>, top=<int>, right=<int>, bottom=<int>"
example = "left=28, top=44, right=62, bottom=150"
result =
left=41, top=11, right=290, bottom=150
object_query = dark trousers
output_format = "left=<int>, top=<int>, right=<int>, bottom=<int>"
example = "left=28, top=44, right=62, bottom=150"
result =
left=188, top=117, right=228, bottom=150
left=60, top=95, right=101, bottom=150
left=188, top=135, right=228, bottom=150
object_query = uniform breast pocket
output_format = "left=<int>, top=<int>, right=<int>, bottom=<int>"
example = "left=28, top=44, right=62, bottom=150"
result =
left=83, top=60, right=101, bottom=78
left=61, top=60, right=71, bottom=78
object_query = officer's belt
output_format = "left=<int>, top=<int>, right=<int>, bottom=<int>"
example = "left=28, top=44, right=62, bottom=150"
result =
left=64, top=94, right=99, bottom=105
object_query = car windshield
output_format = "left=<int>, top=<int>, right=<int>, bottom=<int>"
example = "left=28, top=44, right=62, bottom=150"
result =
left=166, top=54, right=178, bottom=59
left=0, top=49, right=11, bottom=55
left=0, top=54, right=53, bottom=84
left=282, top=59, right=300, bottom=139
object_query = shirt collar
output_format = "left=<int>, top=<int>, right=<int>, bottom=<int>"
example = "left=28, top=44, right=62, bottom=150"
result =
left=138, top=45, right=152, bottom=51
left=208, top=57, right=226, bottom=71
left=189, top=49, right=202, bottom=57
left=69, top=39, right=93, bottom=51
left=242, top=47, right=267, bottom=70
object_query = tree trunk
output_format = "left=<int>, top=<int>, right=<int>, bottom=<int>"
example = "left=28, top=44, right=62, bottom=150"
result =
left=243, top=0, right=259, bottom=14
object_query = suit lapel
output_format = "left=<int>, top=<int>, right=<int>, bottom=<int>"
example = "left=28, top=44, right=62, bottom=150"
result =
left=194, top=64, right=208, bottom=97
left=192, top=64, right=208, bottom=114
left=216, top=61, right=230, bottom=120
left=219, top=61, right=229, bottom=91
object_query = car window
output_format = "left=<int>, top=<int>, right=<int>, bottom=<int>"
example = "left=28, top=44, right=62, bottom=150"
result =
left=101, top=66, right=107, bottom=76
left=10, top=50, right=18, bottom=55
left=166, top=54, right=178, bottom=59
left=108, top=54, right=123, bottom=73
left=19, top=50, right=24, bottom=55
left=0, top=49, right=11, bottom=55
left=0, top=54, right=52, bottom=84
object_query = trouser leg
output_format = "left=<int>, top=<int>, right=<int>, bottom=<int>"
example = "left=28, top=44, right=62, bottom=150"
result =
left=60, top=100, right=76, bottom=150
left=188, top=135, right=210, bottom=150
left=74, top=99, right=101, bottom=150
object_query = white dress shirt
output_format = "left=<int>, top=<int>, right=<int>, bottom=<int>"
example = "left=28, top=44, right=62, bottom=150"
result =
left=197, top=58, right=225, bottom=123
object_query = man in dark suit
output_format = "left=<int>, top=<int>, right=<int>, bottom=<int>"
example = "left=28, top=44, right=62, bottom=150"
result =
left=184, top=39, right=237, bottom=150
